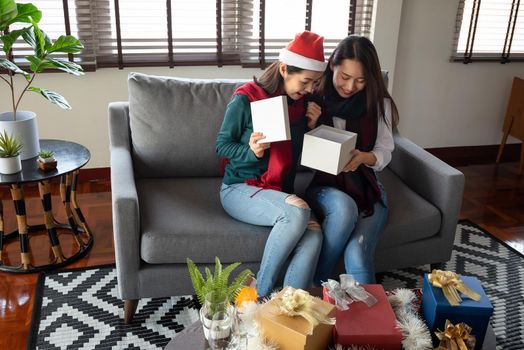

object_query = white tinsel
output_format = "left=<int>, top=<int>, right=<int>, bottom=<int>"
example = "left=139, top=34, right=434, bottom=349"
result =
left=388, top=289, right=433, bottom=350
left=330, top=344, right=379, bottom=350
left=236, top=301, right=277, bottom=350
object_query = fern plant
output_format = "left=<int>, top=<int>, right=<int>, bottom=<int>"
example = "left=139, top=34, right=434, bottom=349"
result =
left=187, top=256, right=253, bottom=306
left=0, top=130, right=22, bottom=158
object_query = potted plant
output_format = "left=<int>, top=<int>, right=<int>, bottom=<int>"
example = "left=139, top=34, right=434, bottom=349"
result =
left=0, top=0, right=84, bottom=160
left=37, top=148, right=56, bottom=170
left=187, top=257, right=253, bottom=342
left=0, top=130, right=23, bottom=174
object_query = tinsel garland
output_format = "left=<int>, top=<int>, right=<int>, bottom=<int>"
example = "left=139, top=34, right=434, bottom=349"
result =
left=388, top=288, right=433, bottom=350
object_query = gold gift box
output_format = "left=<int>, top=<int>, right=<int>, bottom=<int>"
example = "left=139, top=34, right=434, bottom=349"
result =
left=256, top=290, right=336, bottom=350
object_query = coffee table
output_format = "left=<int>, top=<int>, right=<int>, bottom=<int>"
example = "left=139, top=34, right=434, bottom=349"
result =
left=165, top=321, right=496, bottom=350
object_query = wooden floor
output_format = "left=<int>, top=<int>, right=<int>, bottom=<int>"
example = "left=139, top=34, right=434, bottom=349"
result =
left=0, top=162, right=523, bottom=349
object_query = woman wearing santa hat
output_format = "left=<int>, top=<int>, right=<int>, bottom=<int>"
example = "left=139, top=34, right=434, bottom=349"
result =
left=306, top=35, right=400, bottom=286
left=216, top=31, right=326, bottom=297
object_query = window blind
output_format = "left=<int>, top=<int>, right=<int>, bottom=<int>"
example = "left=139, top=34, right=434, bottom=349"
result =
left=2, top=0, right=375, bottom=70
left=453, top=0, right=523, bottom=63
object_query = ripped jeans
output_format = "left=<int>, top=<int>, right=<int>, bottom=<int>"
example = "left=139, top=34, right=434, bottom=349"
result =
left=306, top=183, right=388, bottom=285
left=220, top=183, right=322, bottom=297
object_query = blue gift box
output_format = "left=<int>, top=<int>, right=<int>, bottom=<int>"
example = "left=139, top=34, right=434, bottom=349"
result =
left=422, top=274, right=493, bottom=350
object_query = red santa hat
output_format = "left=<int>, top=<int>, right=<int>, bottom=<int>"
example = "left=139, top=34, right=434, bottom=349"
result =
left=278, top=31, right=327, bottom=72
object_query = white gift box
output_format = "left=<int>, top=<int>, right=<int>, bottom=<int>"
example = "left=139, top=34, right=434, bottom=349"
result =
left=250, top=95, right=290, bottom=143
left=301, top=125, right=357, bottom=175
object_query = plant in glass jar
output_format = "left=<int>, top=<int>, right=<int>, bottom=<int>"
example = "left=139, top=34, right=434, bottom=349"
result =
left=187, top=256, right=253, bottom=346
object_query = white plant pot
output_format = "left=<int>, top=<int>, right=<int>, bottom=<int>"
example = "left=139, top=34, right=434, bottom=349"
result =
left=38, top=156, right=56, bottom=163
left=0, top=111, right=40, bottom=160
left=0, top=155, right=22, bottom=174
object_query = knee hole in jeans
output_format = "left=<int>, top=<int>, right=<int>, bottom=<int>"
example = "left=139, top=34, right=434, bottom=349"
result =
left=307, top=219, right=321, bottom=231
left=285, top=195, right=309, bottom=209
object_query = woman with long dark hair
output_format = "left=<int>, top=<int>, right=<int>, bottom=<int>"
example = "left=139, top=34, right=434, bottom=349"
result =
left=216, top=31, right=327, bottom=296
left=306, top=35, right=400, bottom=285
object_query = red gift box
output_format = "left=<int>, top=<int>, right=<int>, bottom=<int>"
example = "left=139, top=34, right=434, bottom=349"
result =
left=323, top=284, right=402, bottom=350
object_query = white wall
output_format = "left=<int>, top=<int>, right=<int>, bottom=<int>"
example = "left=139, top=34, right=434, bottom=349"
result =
left=393, top=0, right=524, bottom=148
left=1, top=0, right=521, bottom=168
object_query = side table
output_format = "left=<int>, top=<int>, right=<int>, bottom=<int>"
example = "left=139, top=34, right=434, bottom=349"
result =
left=0, top=139, right=92, bottom=273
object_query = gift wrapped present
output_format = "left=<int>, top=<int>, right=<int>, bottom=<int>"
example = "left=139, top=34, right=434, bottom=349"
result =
left=422, top=271, right=493, bottom=350
left=434, top=319, right=476, bottom=350
left=256, top=287, right=336, bottom=350
left=323, top=282, right=402, bottom=350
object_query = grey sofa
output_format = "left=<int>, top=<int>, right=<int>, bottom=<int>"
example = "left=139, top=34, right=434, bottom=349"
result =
left=109, top=72, right=464, bottom=323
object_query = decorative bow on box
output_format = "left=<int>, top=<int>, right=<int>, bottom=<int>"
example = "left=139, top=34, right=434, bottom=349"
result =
left=271, top=287, right=335, bottom=335
left=435, top=319, right=476, bottom=350
left=428, top=270, right=481, bottom=306
left=322, top=274, right=378, bottom=310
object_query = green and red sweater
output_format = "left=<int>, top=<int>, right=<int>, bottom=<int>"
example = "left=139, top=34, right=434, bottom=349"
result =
left=216, top=82, right=307, bottom=193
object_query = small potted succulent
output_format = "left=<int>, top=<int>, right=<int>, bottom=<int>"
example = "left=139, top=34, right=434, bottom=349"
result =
left=0, top=130, right=23, bottom=174
left=37, top=149, right=57, bottom=171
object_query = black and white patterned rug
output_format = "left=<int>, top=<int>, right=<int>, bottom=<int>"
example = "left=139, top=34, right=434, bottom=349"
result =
left=28, top=220, right=523, bottom=349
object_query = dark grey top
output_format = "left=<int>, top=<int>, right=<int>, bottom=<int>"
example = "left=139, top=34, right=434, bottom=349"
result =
left=0, top=139, right=90, bottom=184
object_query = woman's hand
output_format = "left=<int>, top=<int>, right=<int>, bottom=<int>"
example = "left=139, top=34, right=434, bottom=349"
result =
left=249, top=132, right=270, bottom=158
left=306, top=102, right=321, bottom=129
left=342, top=149, right=377, bottom=172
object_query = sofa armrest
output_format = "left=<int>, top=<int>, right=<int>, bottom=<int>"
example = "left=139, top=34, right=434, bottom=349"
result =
left=388, top=133, right=465, bottom=252
left=108, top=102, right=140, bottom=299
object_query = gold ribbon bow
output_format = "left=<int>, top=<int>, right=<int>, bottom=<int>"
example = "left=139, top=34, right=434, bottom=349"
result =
left=428, top=270, right=481, bottom=306
left=435, top=320, right=476, bottom=350
left=273, top=287, right=335, bottom=335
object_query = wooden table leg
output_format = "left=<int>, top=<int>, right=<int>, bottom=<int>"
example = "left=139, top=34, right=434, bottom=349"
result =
left=38, top=180, right=65, bottom=263
left=0, top=200, right=4, bottom=265
left=9, top=184, right=31, bottom=270
left=71, top=170, right=92, bottom=238
left=60, top=174, right=85, bottom=248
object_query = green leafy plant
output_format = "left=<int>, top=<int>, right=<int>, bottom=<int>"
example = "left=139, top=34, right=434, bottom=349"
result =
left=0, top=0, right=84, bottom=120
left=38, top=149, right=53, bottom=158
left=0, top=130, right=22, bottom=157
left=187, top=256, right=253, bottom=306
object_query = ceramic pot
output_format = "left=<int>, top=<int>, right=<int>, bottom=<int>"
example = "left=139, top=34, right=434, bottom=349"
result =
left=0, top=111, right=40, bottom=160
left=0, top=155, right=22, bottom=174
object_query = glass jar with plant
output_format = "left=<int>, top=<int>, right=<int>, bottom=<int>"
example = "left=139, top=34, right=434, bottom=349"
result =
left=187, top=256, right=253, bottom=345
left=0, top=130, right=23, bottom=174
left=0, top=0, right=84, bottom=159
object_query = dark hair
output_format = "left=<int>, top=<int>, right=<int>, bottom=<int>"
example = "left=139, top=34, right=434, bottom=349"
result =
left=254, top=62, right=305, bottom=95
left=319, top=35, right=399, bottom=127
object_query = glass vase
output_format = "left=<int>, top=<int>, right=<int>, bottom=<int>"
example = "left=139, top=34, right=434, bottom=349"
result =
left=200, top=291, right=233, bottom=349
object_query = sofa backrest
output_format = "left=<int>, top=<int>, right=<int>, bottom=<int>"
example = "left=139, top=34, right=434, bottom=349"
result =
left=128, top=72, right=245, bottom=178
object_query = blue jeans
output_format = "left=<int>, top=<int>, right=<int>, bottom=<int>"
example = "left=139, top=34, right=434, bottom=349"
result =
left=220, top=183, right=322, bottom=297
left=306, top=183, right=388, bottom=285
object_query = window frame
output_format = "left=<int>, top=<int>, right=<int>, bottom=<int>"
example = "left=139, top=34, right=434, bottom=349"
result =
left=451, top=0, right=523, bottom=63
left=1, top=0, right=375, bottom=71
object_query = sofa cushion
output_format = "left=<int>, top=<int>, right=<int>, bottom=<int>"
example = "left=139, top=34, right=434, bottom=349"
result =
left=377, top=168, right=441, bottom=247
left=139, top=168, right=440, bottom=265
left=138, top=177, right=270, bottom=264
left=128, top=73, right=245, bottom=178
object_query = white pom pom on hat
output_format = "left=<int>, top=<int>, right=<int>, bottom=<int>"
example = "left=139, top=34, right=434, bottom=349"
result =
left=278, top=31, right=327, bottom=72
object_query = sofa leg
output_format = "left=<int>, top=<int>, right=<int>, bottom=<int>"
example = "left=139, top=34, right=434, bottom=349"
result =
left=430, top=262, right=444, bottom=271
left=124, top=299, right=139, bottom=324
